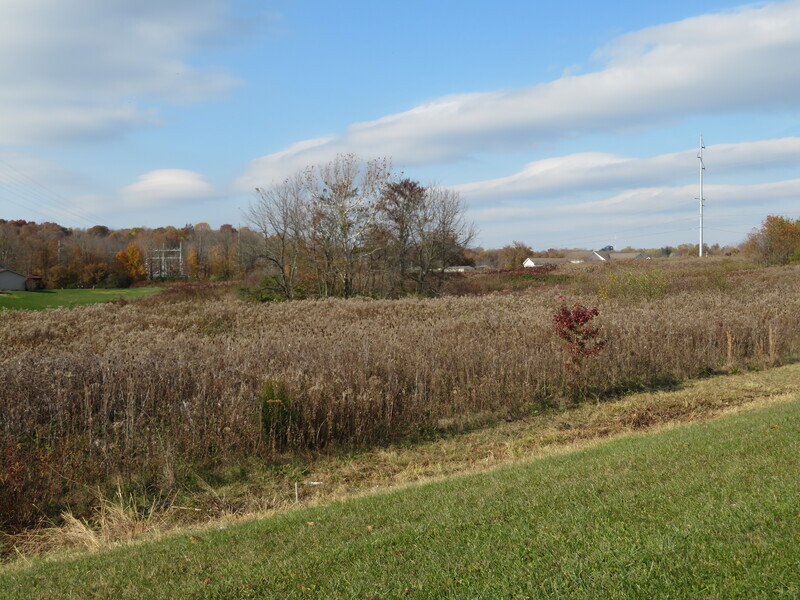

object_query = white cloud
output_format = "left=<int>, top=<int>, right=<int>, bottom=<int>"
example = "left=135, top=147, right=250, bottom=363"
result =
left=469, top=176, right=800, bottom=250
left=237, top=0, right=800, bottom=187
left=118, top=169, right=217, bottom=209
left=475, top=178, right=800, bottom=223
left=236, top=137, right=336, bottom=191
left=455, top=137, right=800, bottom=203
left=0, top=0, right=241, bottom=144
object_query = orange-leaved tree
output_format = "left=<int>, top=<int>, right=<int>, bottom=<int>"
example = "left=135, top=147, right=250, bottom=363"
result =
left=743, top=215, right=800, bottom=265
left=115, top=242, right=147, bottom=282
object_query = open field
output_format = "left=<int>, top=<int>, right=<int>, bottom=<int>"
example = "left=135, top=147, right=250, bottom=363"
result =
left=1, top=259, right=799, bottom=541
left=0, top=288, right=161, bottom=311
left=2, top=392, right=798, bottom=599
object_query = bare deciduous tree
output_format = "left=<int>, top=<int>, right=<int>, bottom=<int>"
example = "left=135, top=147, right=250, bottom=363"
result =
left=247, top=173, right=308, bottom=300
left=245, top=155, right=476, bottom=299
left=406, top=185, right=475, bottom=292
left=306, top=154, right=391, bottom=297
left=378, top=178, right=426, bottom=296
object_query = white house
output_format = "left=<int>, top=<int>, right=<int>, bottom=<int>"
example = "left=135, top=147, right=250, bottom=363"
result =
left=522, top=257, right=566, bottom=267
left=523, top=250, right=646, bottom=267
left=0, top=267, right=26, bottom=291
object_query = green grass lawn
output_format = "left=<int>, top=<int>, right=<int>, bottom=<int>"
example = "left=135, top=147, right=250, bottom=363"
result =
left=2, top=397, right=798, bottom=599
left=0, top=288, right=160, bottom=311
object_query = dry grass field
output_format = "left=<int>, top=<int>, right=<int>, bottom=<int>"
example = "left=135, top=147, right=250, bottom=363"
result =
left=1, top=258, right=799, bottom=544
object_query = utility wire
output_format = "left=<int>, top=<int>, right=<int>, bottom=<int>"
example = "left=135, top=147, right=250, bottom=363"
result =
left=541, top=214, right=698, bottom=249
left=0, top=184, right=64, bottom=223
left=704, top=227, right=752, bottom=236
left=0, top=157, right=102, bottom=227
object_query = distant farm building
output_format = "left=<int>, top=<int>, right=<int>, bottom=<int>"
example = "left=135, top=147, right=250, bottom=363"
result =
left=523, top=250, right=647, bottom=268
left=0, top=267, right=26, bottom=291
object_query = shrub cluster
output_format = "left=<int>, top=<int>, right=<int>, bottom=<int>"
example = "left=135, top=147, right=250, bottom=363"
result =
left=597, top=269, right=669, bottom=301
left=553, top=303, right=606, bottom=363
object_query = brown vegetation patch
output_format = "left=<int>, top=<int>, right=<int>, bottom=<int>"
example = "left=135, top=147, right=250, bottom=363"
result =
left=6, top=363, right=797, bottom=560
left=1, top=260, right=799, bottom=546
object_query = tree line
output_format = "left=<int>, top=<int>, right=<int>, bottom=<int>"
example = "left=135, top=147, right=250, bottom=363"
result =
left=0, top=154, right=476, bottom=297
left=0, top=220, right=253, bottom=288
left=3, top=160, right=794, bottom=295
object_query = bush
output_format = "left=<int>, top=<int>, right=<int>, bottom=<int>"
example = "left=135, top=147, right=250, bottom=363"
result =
left=597, top=269, right=668, bottom=301
left=743, top=215, right=800, bottom=265
left=240, top=275, right=293, bottom=303
left=552, top=302, right=606, bottom=365
left=47, top=266, right=79, bottom=289
left=260, top=381, right=296, bottom=452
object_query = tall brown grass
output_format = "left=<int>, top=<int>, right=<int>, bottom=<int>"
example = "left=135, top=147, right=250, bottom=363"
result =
left=1, top=259, right=799, bottom=534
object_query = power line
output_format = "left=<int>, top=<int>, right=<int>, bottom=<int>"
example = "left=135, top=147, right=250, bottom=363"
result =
left=0, top=183, right=81, bottom=224
left=704, top=227, right=752, bottom=236
left=0, top=157, right=103, bottom=227
left=608, top=198, right=697, bottom=220
left=538, top=214, right=698, bottom=249
left=0, top=174, right=99, bottom=227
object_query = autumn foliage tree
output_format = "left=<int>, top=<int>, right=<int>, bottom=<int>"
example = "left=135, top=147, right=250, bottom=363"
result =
left=497, top=241, right=534, bottom=269
left=115, top=242, right=147, bottom=282
left=185, top=247, right=201, bottom=280
left=0, top=220, right=252, bottom=287
left=743, top=215, right=800, bottom=265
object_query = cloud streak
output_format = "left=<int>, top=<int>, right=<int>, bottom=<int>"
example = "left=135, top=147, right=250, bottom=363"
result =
left=0, top=0, right=241, bottom=144
left=474, top=178, right=800, bottom=222
left=237, top=0, right=800, bottom=188
left=469, top=176, right=800, bottom=250
left=455, top=137, right=800, bottom=203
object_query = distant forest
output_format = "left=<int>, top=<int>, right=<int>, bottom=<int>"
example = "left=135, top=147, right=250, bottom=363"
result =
left=0, top=219, right=249, bottom=289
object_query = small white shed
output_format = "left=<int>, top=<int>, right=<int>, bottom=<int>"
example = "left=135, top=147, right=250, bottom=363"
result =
left=0, top=267, right=26, bottom=291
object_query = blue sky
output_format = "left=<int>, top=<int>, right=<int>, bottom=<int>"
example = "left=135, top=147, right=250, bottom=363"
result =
left=1, top=0, right=799, bottom=249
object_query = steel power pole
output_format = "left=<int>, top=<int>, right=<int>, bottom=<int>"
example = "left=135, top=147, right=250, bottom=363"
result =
left=697, top=135, right=706, bottom=257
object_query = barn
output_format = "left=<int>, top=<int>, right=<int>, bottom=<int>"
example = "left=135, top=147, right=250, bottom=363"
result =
left=0, top=267, right=26, bottom=291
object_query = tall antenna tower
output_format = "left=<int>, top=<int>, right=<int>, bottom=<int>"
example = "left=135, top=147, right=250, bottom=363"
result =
left=697, top=134, right=706, bottom=257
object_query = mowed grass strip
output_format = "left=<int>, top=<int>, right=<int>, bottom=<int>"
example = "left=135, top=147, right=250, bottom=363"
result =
left=3, top=398, right=799, bottom=599
left=0, top=288, right=160, bottom=311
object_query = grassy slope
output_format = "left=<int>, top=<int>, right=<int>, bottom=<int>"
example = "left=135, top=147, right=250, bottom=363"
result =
left=0, top=288, right=160, bottom=311
left=3, top=394, right=798, bottom=599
